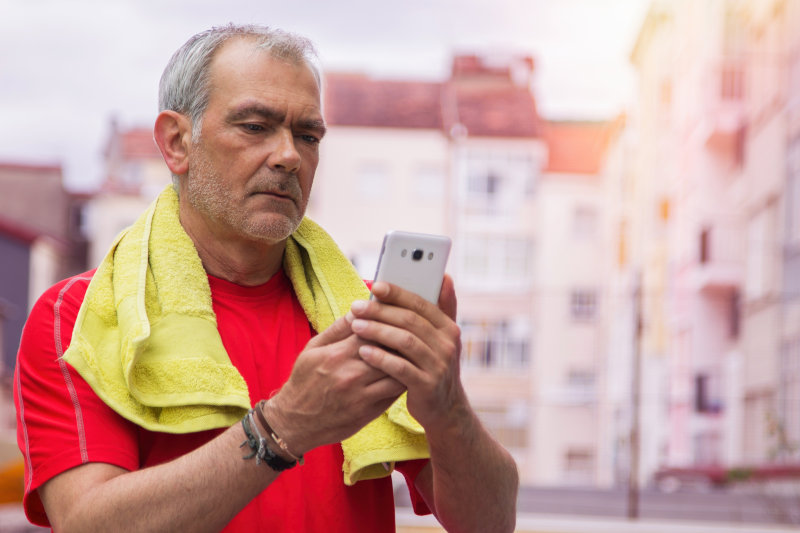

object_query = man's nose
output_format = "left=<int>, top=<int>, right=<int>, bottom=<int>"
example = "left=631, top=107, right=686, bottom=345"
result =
left=268, top=128, right=301, bottom=173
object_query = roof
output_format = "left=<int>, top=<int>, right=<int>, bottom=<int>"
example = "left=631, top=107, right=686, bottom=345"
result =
left=448, top=84, right=540, bottom=137
left=324, top=74, right=443, bottom=129
left=118, top=128, right=161, bottom=159
left=542, top=118, right=622, bottom=174
left=0, top=162, right=61, bottom=174
left=324, top=54, right=541, bottom=139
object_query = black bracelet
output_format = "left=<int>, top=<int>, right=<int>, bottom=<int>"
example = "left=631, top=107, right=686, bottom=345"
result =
left=240, top=409, right=297, bottom=472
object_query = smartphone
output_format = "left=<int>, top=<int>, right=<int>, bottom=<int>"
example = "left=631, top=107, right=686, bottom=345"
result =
left=372, top=230, right=452, bottom=304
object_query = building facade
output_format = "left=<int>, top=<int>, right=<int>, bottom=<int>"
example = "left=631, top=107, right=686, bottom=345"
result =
left=620, top=0, right=800, bottom=484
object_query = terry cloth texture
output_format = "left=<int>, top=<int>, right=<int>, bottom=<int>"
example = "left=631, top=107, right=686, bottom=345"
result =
left=62, top=185, right=429, bottom=485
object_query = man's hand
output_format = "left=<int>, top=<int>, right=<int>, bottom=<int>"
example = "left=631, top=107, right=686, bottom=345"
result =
left=348, top=274, right=519, bottom=533
left=347, top=274, right=465, bottom=430
left=264, top=312, right=406, bottom=457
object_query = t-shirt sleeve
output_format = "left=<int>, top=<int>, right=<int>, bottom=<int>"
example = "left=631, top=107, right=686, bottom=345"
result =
left=395, top=458, right=432, bottom=515
left=14, top=274, right=140, bottom=527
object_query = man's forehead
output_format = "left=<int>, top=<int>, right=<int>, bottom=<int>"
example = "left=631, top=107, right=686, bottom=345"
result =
left=204, top=38, right=321, bottom=112
left=209, top=36, right=318, bottom=87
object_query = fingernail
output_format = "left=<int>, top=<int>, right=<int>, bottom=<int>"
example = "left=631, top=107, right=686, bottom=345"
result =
left=371, top=282, right=387, bottom=294
left=351, top=319, right=367, bottom=332
left=359, top=345, right=374, bottom=358
left=344, top=311, right=354, bottom=323
left=351, top=300, right=367, bottom=312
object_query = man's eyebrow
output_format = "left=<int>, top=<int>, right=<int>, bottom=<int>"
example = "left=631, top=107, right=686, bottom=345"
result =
left=226, top=104, right=285, bottom=123
left=226, top=103, right=326, bottom=137
left=299, top=118, right=327, bottom=138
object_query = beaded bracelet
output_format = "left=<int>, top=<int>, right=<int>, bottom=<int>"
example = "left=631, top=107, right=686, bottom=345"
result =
left=240, top=408, right=297, bottom=472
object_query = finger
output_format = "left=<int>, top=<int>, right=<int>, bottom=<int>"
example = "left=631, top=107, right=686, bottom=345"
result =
left=306, top=314, right=355, bottom=348
left=438, top=274, right=457, bottom=321
left=369, top=281, right=450, bottom=329
left=350, top=297, right=452, bottom=357
left=358, top=344, right=425, bottom=389
left=351, top=316, right=434, bottom=369
left=363, top=374, right=406, bottom=401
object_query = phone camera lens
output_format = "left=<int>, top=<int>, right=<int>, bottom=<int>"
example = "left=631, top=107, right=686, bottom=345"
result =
left=412, top=249, right=424, bottom=261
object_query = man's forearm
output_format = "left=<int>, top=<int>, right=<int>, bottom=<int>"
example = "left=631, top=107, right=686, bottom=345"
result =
left=42, top=422, right=280, bottom=533
left=424, top=402, right=519, bottom=533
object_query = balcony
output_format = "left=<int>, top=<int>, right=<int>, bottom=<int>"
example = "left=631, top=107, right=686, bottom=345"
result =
left=693, top=223, right=744, bottom=293
left=699, top=59, right=747, bottom=159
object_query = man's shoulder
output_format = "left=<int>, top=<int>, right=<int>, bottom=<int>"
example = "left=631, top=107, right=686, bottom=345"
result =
left=31, top=269, right=96, bottom=316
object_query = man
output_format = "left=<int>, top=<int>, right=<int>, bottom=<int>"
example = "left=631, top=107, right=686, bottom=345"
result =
left=15, top=24, right=518, bottom=532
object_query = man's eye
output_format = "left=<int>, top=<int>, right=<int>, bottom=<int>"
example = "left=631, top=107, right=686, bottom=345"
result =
left=242, top=124, right=264, bottom=132
left=299, top=134, right=320, bottom=144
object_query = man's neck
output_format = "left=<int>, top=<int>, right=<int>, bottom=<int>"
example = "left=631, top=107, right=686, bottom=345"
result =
left=192, top=235, right=286, bottom=287
left=179, top=208, right=287, bottom=287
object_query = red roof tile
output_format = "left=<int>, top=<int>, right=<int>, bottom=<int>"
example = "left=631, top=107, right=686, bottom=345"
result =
left=324, top=73, right=443, bottom=129
left=323, top=57, right=541, bottom=139
left=446, top=83, right=540, bottom=138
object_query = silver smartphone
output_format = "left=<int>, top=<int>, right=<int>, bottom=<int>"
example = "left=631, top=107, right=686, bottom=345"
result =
left=372, top=231, right=452, bottom=304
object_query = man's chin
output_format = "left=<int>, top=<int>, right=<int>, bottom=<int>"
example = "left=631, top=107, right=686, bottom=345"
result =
left=243, top=215, right=302, bottom=243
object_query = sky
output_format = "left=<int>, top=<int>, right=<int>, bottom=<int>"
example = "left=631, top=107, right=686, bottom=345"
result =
left=0, top=0, right=649, bottom=191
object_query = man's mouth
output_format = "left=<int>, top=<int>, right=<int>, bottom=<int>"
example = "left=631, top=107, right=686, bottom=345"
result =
left=251, top=190, right=296, bottom=204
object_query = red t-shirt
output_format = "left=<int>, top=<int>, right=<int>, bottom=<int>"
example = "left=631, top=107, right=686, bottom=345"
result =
left=15, top=269, right=429, bottom=531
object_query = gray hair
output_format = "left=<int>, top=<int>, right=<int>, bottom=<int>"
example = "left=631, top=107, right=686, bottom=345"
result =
left=159, top=23, right=321, bottom=142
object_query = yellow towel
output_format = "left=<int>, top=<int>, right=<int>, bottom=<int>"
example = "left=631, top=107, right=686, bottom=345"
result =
left=63, top=185, right=429, bottom=485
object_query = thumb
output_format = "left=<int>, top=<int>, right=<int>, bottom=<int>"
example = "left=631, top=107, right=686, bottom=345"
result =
left=438, top=274, right=457, bottom=321
left=306, top=313, right=355, bottom=348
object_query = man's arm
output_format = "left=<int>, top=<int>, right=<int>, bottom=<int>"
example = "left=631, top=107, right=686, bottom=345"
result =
left=38, top=315, right=405, bottom=532
left=40, top=424, right=277, bottom=533
left=349, top=275, right=519, bottom=533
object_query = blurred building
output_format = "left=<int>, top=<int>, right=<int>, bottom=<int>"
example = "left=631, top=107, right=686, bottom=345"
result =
left=614, top=0, right=800, bottom=486
left=86, top=118, right=170, bottom=268
left=313, top=54, right=617, bottom=485
left=0, top=162, right=89, bottom=377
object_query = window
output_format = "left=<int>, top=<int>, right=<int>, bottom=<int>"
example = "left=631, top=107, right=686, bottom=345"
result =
left=567, top=369, right=596, bottom=389
left=744, top=391, right=775, bottom=462
left=694, top=373, right=722, bottom=414
left=699, top=228, right=710, bottom=264
left=720, top=64, right=745, bottom=101
left=570, top=290, right=598, bottom=321
left=468, top=171, right=500, bottom=197
left=564, top=449, right=594, bottom=484
left=745, top=202, right=778, bottom=300
left=780, top=339, right=800, bottom=454
left=458, top=234, right=533, bottom=288
left=412, top=165, right=445, bottom=201
left=787, top=139, right=800, bottom=246
left=572, top=206, right=598, bottom=239
left=729, top=290, right=740, bottom=339
left=462, top=149, right=539, bottom=213
left=475, top=403, right=529, bottom=449
left=461, top=318, right=531, bottom=370
left=565, top=369, right=596, bottom=402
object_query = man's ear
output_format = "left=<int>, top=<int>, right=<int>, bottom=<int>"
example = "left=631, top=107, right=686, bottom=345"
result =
left=154, top=110, right=193, bottom=176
